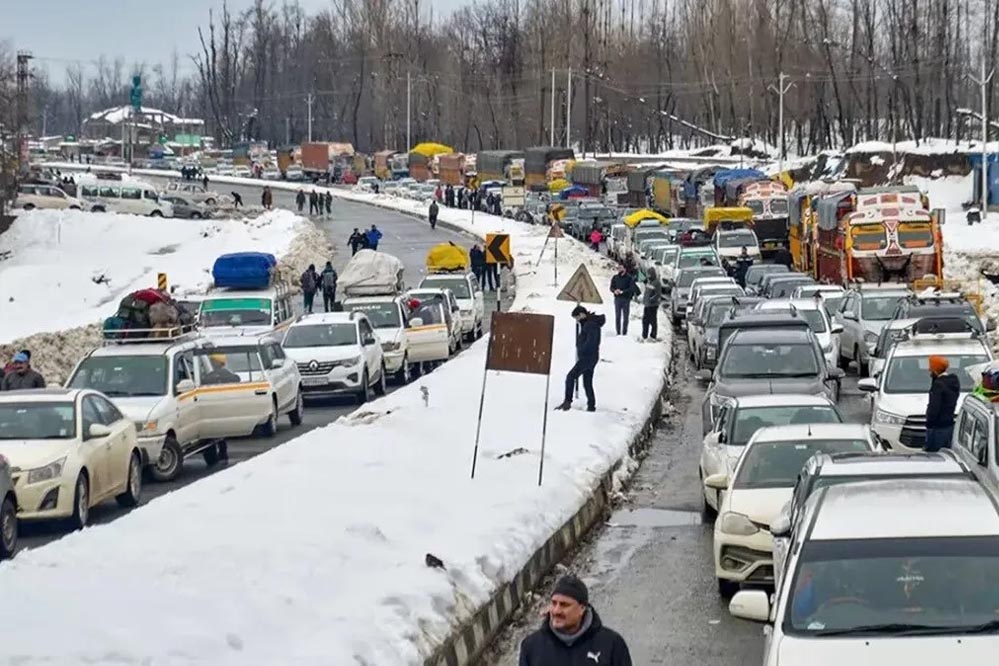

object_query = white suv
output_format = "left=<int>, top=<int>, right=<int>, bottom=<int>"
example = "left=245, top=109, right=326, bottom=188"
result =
left=15, top=184, right=86, bottom=211
left=281, top=311, right=387, bottom=403
left=419, top=272, right=484, bottom=341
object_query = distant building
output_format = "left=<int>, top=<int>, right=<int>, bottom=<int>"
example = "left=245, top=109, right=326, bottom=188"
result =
left=82, top=106, right=205, bottom=147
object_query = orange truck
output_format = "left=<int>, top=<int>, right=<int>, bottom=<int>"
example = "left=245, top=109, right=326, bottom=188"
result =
left=438, top=153, right=465, bottom=186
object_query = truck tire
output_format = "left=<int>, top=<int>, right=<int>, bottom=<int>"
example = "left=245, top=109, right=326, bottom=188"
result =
left=151, top=436, right=183, bottom=482
left=115, top=451, right=143, bottom=508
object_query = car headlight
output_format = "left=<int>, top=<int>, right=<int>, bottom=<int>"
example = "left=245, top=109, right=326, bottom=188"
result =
left=864, top=330, right=878, bottom=345
left=874, top=408, right=906, bottom=426
left=381, top=341, right=401, bottom=352
left=134, top=420, right=159, bottom=435
left=333, top=355, right=363, bottom=367
left=27, top=457, right=67, bottom=484
left=720, top=512, right=760, bottom=536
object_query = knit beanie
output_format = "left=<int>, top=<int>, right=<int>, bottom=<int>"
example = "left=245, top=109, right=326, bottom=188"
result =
left=552, top=574, right=589, bottom=606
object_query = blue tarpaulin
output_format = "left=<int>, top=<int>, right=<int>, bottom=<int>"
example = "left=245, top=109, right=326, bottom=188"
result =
left=712, top=168, right=767, bottom=189
left=559, top=185, right=589, bottom=200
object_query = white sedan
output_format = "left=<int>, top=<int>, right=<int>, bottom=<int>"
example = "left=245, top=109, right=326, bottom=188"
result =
left=706, top=423, right=877, bottom=597
left=0, top=388, right=143, bottom=529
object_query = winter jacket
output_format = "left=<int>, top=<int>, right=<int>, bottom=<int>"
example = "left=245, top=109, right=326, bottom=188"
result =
left=642, top=273, right=661, bottom=308
left=926, top=373, right=960, bottom=428
left=519, top=609, right=632, bottom=666
left=429, top=202, right=439, bottom=219
left=1, top=369, right=46, bottom=392
left=301, top=270, right=318, bottom=294
left=470, top=247, right=486, bottom=268
left=320, top=267, right=338, bottom=293
left=609, top=273, right=636, bottom=301
left=348, top=232, right=364, bottom=249
left=365, top=228, right=383, bottom=247
left=773, top=247, right=793, bottom=268
left=576, top=313, right=606, bottom=363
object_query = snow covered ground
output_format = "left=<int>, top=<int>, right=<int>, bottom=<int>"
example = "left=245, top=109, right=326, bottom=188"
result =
left=0, top=202, right=671, bottom=663
left=0, top=208, right=304, bottom=344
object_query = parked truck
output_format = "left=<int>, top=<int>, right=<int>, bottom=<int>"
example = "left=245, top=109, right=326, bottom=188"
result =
left=301, top=142, right=355, bottom=182
left=524, top=146, right=574, bottom=191
left=374, top=150, right=397, bottom=180
left=438, top=153, right=465, bottom=186
left=477, top=150, right=524, bottom=185
left=713, top=168, right=790, bottom=256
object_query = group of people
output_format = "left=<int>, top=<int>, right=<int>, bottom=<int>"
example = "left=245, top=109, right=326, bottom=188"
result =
left=721, top=247, right=755, bottom=288
left=0, top=350, right=45, bottom=392
left=347, top=225, right=383, bottom=255
left=297, top=189, right=334, bottom=217
left=609, top=263, right=661, bottom=342
left=433, top=184, right=504, bottom=216
left=299, top=262, right=340, bottom=314
left=468, top=244, right=502, bottom=291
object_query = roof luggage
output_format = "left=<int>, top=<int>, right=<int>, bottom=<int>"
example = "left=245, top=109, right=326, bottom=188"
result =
left=426, top=242, right=470, bottom=273
left=212, top=252, right=277, bottom=290
left=340, top=249, right=405, bottom=296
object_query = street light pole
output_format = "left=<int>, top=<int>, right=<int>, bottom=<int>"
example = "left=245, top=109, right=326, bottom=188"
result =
left=550, top=68, right=556, bottom=145
left=306, top=93, right=314, bottom=142
left=768, top=72, right=794, bottom=176
left=566, top=67, right=572, bottom=148
left=406, top=71, right=412, bottom=150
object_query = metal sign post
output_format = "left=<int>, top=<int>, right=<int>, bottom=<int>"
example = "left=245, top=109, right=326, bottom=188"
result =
left=470, top=311, right=556, bottom=485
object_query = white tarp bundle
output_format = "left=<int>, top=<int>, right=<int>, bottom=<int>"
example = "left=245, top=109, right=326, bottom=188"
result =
left=339, top=249, right=405, bottom=296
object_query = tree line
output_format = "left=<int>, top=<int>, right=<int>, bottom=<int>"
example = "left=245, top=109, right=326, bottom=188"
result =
left=7, top=0, right=999, bottom=156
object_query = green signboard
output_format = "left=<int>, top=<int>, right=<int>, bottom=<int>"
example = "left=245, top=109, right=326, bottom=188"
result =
left=173, top=134, right=202, bottom=147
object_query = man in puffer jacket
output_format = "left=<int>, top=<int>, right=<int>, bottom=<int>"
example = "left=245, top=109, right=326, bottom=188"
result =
left=925, top=355, right=960, bottom=452
left=641, top=267, right=661, bottom=341
left=554, top=306, right=607, bottom=412
left=519, top=575, right=632, bottom=666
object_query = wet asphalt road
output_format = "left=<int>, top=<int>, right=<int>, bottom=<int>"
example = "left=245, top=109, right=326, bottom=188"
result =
left=20, top=176, right=501, bottom=550
left=486, top=322, right=871, bottom=664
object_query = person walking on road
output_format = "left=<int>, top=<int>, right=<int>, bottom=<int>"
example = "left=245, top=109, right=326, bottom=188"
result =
left=320, top=261, right=339, bottom=312
left=348, top=228, right=365, bottom=255
left=641, top=267, right=661, bottom=341
left=365, top=224, right=383, bottom=251
left=470, top=244, right=486, bottom=287
left=610, top=264, right=636, bottom=335
left=230, top=191, right=243, bottom=208
left=773, top=242, right=793, bottom=269
left=518, top=574, right=632, bottom=665
left=296, top=189, right=306, bottom=213
left=300, top=264, right=320, bottom=314
left=925, top=355, right=959, bottom=452
left=325, top=191, right=333, bottom=217
left=554, top=306, right=606, bottom=412
left=261, top=187, right=273, bottom=210
left=429, top=200, right=439, bottom=230
left=589, top=227, right=603, bottom=252
left=202, top=175, right=209, bottom=190
left=308, top=190, right=319, bottom=216
left=733, top=246, right=753, bottom=288
left=1, top=351, right=45, bottom=391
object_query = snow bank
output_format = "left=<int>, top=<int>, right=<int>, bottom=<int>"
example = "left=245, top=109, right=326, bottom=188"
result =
left=0, top=201, right=671, bottom=664
left=0, top=209, right=330, bottom=383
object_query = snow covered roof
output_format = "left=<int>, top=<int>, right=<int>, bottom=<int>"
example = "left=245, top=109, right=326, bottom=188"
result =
left=86, top=105, right=205, bottom=127
left=846, top=138, right=981, bottom=156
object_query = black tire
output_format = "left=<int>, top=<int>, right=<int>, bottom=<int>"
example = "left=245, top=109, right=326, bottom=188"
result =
left=374, top=364, right=387, bottom=395
left=0, top=494, right=17, bottom=560
left=204, top=197, right=216, bottom=206
left=854, top=345, right=867, bottom=376
left=150, top=210, right=163, bottom=217
left=69, top=205, right=81, bottom=210
left=22, top=204, right=35, bottom=211
left=69, top=473, right=90, bottom=530
left=115, top=451, right=143, bottom=508
left=395, top=356, right=412, bottom=385
left=191, top=212, right=202, bottom=219
left=717, top=578, right=740, bottom=598
left=92, top=206, right=106, bottom=213
left=260, top=399, right=279, bottom=437
left=700, top=472, right=717, bottom=522
left=288, top=390, right=304, bottom=426
left=476, top=321, right=484, bottom=339
left=357, top=370, right=371, bottom=404
left=150, top=436, right=183, bottom=482
left=202, top=442, right=225, bottom=468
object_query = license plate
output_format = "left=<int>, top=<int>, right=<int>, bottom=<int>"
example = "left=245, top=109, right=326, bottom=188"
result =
left=302, top=376, right=329, bottom=387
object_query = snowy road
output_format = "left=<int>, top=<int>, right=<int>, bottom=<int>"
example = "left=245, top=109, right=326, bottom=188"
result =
left=19, top=178, right=502, bottom=551
left=485, top=329, right=873, bottom=664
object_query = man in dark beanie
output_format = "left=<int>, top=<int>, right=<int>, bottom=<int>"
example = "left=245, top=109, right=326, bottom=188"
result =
left=555, top=306, right=606, bottom=412
left=519, top=574, right=632, bottom=665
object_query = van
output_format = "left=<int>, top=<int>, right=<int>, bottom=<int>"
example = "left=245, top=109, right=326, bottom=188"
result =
left=79, top=180, right=174, bottom=217
left=15, top=184, right=87, bottom=211
left=198, top=284, right=296, bottom=337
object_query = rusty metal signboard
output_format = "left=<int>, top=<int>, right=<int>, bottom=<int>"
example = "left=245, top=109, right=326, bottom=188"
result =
left=485, top=312, right=555, bottom=375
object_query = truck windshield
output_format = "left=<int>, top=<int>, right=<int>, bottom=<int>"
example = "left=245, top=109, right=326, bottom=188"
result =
left=744, top=200, right=765, bottom=215
left=200, top=298, right=272, bottom=327
left=68, top=356, right=169, bottom=397
left=897, top=222, right=934, bottom=248
left=344, top=301, right=402, bottom=328
left=851, top=224, right=888, bottom=251
left=770, top=199, right=789, bottom=216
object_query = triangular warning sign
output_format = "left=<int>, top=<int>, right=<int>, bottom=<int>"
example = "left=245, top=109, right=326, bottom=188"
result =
left=556, top=263, right=603, bottom=304
left=548, top=223, right=564, bottom=238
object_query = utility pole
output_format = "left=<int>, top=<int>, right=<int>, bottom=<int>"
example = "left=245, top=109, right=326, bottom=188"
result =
left=285, top=116, right=291, bottom=145
left=550, top=68, right=556, bottom=145
left=307, top=93, right=314, bottom=142
left=406, top=71, right=412, bottom=151
left=970, top=61, right=995, bottom=215
left=768, top=72, right=794, bottom=176
left=15, top=51, right=33, bottom=178
left=566, top=67, right=572, bottom=149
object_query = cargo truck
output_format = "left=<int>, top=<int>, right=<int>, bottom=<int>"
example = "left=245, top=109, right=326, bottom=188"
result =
left=712, top=168, right=790, bottom=257
left=301, top=142, right=355, bottom=182
left=374, top=150, right=397, bottom=180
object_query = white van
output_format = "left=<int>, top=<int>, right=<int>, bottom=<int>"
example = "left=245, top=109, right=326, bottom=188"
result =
left=79, top=180, right=175, bottom=217
left=198, top=284, right=296, bottom=338
left=14, top=184, right=87, bottom=211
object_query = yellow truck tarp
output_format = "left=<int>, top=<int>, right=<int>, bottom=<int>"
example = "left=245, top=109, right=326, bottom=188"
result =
left=624, top=209, right=669, bottom=227
left=549, top=178, right=571, bottom=193
left=426, top=242, right=470, bottom=272
left=411, top=142, right=454, bottom=158
left=704, top=207, right=754, bottom=225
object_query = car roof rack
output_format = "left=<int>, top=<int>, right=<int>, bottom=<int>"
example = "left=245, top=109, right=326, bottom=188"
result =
left=102, top=324, right=199, bottom=345
left=902, top=316, right=980, bottom=341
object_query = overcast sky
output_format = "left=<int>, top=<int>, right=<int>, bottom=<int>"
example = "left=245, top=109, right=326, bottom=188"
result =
left=8, top=0, right=468, bottom=83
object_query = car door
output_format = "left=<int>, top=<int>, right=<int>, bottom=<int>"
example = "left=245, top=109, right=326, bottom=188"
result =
left=91, top=395, right=132, bottom=492
left=193, top=347, right=271, bottom=438
left=406, top=302, right=449, bottom=363
left=80, top=395, right=113, bottom=500
left=265, top=341, right=296, bottom=409
left=836, top=293, right=855, bottom=352
left=171, top=350, right=201, bottom=445
left=470, top=275, right=484, bottom=323
left=358, top=319, right=381, bottom=375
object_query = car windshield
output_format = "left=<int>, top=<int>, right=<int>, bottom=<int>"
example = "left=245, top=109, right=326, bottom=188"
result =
left=678, top=269, right=725, bottom=288
left=822, top=295, right=844, bottom=315
left=720, top=343, right=821, bottom=379
left=735, top=439, right=871, bottom=489
left=636, top=231, right=669, bottom=245
left=760, top=308, right=827, bottom=334
left=884, top=354, right=987, bottom=393
left=678, top=253, right=718, bottom=269
left=786, top=536, right=999, bottom=636
left=861, top=294, right=907, bottom=321
left=68, top=356, right=169, bottom=397
left=283, top=323, right=357, bottom=348
left=731, top=405, right=842, bottom=447
left=200, top=298, right=272, bottom=327
left=423, top=277, right=471, bottom=299
left=343, top=301, right=402, bottom=328
left=0, top=402, right=77, bottom=440
left=770, top=279, right=815, bottom=297
left=718, top=232, right=757, bottom=248
left=746, top=265, right=788, bottom=286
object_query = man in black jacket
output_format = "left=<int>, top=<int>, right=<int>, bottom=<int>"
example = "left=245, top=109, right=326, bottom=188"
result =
left=925, top=355, right=960, bottom=452
left=555, top=306, right=606, bottom=412
left=519, top=575, right=632, bottom=666
left=609, top=264, right=636, bottom=335
left=772, top=243, right=794, bottom=269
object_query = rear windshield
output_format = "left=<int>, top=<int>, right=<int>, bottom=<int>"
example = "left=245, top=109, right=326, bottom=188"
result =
left=678, top=269, right=726, bottom=288
left=720, top=342, right=821, bottom=379
left=730, top=405, right=842, bottom=447
left=735, top=439, right=871, bottom=489
left=718, top=232, right=757, bottom=248
left=746, top=265, right=788, bottom=286
left=678, top=253, right=719, bottom=269
left=861, top=294, right=907, bottom=321
left=423, top=277, right=471, bottom=299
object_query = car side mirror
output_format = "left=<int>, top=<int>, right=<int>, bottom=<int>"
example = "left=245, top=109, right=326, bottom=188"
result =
left=704, top=473, right=729, bottom=490
left=696, top=369, right=712, bottom=382
left=88, top=423, right=112, bottom=439
left=857, top=377, right=878, bottom=392
left=828, top=367, right=845, bottom=380
left=729, top=590, right=770, bottom=622
left=771, top=514, right=791, bottom=537
left=830, top=323, right=844, bottom=334
left=176, top=379, right=196, bottom=394
left=409, top=317, right=425, bottom=328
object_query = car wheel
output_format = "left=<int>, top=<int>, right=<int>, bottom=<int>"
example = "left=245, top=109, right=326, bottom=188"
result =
left=205, top=197, right=216, bottom=206
left=22, top=203, right=35, bottom=211
left=357, top=370, right=371, bottom=404
left=191, top=211, right=202, bottom=219
left=288, top=390, right=304, bottom=426
left=69, top=473, right=90, bottom=530
left=260, top=399, right=279, bottom=437
left=476, top=321, right=484, bottom=339
left=717, top=578, right=739, bottom=598
left=115, top=451, right=143, bottom=508
left=700, top=472, right=717, bottom=521
left=92, top=206, right=106, bottom=213
left=374, top=364, right=387, bottom=395
left=150, top=435, right=183, bottom=482
left=0, top=495, right=17, bottom=560
left=395, top=356, right=412, bottom=385
left=69, top=205, right=81, bottom=210
left=150, top=210, right=163, bottom=217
